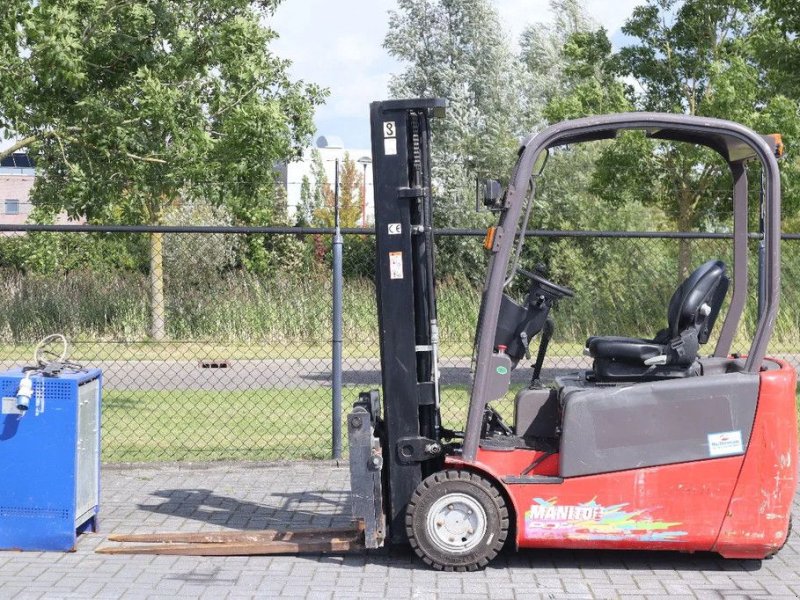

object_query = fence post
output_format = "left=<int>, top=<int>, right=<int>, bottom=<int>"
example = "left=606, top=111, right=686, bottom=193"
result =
left=332, top=159, right=343, bottom=460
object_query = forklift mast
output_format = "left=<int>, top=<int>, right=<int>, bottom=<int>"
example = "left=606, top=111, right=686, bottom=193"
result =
left=368, top=98, right=447, bottom=544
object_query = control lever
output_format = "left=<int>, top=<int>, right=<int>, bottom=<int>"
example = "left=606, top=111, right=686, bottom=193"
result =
left=519, top=331, right=531, bottom=360
left=530, top=317, right=554, bottom=386
left=644, top=355, right=668, bottom=366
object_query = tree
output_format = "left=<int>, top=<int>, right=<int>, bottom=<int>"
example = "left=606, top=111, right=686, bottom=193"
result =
left=313, top=153, right=362, bottom=228
left=519, top=0, right=623, bottom=124
left=754, top=0, right=800, bottom=98
left=0, top=0, right=326, bottom=338
left=542, top=0, right=800, bottom=272
left=162, top=199, right=238, bottom=284
left=751, top=0, right=800, bottom=229
left=385, top=0, right=527, bottom=278
left=386, top=0, right=527, bottom=183
left=294, top=149, right=328, bottom=227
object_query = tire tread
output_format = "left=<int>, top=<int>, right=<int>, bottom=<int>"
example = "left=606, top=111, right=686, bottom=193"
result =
left=405, top=469, right=509, bottom=571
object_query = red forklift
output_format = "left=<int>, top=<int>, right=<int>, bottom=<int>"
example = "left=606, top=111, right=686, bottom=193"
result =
left=358, top=99, right=797, bottom=570
left=104, top=99, right=797, bottom=571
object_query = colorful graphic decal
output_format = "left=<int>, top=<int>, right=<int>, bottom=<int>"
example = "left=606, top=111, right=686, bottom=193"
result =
left=524, top=497, right=688, bottom=542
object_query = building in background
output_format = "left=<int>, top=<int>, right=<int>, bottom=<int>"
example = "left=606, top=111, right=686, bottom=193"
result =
left=5, top=141, right=376, bottom=228
left=278, top=136, right=374, bottom=226
left=0, top=153, right=83, bottom=229
left=0, top=153, right=35, bottom=225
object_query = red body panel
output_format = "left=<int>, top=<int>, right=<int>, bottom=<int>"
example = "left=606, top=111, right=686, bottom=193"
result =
left=713, top=359, right=798, bottom=558
left=447, top=359, right=798, bottom=557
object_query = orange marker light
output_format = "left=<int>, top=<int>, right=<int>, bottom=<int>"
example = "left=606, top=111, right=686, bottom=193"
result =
left=767, top=133, right=785, bottom=158
left=484, top=226, right=496, bottom=250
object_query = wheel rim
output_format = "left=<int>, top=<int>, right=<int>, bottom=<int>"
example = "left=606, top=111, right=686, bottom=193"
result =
left=425, top=492, right=488, bottom=554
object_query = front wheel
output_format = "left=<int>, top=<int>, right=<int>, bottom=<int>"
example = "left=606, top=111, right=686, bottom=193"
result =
left=406, top=470, right=509, bottom=571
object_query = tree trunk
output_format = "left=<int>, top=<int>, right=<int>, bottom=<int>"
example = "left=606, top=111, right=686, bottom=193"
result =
left=678, top=236, right=692, bottom=281
left=149, top=231, right=166, bottom=340
left=677, top=189, right=693, bottom=280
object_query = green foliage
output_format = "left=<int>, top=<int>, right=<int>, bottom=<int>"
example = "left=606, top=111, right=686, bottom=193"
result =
left=295, top=175, right=314, bottom=227
left=0, top=268, right=147, bottom=342
left=749, top=2, right=800, bottom=225
left=313, top=153, right=363, bottom=228
left=519, top=0, right=595, bottom=119
left=385, top=0, right=525, bottom=181
left=341, top=235, right=376, bottom=279
left=540, top=28, right=631, bottom=122
left=249, top=186, right=306, bottom=275
left=0, top=0, right=327, bottom=225
left=0, top=231, right=145, bottom=274
left=536, top=0, right=800, bottom=262
left=753, top=0, right=800, bottom=99
left=162, top=199, right=239, bottom=282
left=0, top=0, right=328, bottom=339
left=611, top=0, right=799, bottom=227
left=385, top=0, right=528, bottom=278
left=1, top=237, right=798, bottom=350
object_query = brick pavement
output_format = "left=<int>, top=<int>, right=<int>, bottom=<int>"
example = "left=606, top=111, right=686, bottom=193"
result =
left=1, top=461, right=799, bottom=600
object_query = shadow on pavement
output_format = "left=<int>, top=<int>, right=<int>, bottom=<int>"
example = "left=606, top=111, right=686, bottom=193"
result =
left=138, top=488, right=354, bottom=531
left=136, top=487, right=765, bottom=573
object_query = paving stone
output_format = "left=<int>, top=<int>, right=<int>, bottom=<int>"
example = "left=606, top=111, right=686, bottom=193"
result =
left=1, top=461, right=799, bottom=599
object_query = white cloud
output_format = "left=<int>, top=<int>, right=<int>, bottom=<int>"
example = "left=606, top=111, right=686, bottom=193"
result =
left=270, top=0, right=400, bottom=146
left=585, top=0, right=642, bottom=34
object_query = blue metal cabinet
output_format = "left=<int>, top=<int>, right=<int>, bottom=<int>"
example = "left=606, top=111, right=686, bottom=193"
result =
left=0, top=368, right=102, bottom=551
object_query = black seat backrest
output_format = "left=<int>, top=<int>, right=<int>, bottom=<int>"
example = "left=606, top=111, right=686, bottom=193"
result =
left=666, top=259, right=729, bottom=343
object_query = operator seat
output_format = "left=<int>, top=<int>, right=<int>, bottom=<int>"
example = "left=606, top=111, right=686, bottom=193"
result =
left=586, top=259, right=729, bottom=382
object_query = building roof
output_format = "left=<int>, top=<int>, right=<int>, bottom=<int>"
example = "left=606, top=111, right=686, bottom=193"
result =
left=0, top=153, right=34, bottom=169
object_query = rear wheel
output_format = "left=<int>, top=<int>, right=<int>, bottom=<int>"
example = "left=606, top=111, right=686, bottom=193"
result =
left=406, top=470, right=509, bottom=571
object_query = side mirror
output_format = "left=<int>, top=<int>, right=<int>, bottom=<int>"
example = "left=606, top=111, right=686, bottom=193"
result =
left=480, top=179, right=505, bottom=211
left=533, top=149, right=549, bottom=176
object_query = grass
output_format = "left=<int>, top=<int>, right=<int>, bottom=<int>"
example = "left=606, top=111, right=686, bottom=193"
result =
left=0, top=339, right=590, bottom=363
left=101, top=386, right=476, bottom=463
left=1, top=265, right=798, bottom=353
left=102, top=387, right=340, bottom=463
left=102, top=385, right=800, bottom=464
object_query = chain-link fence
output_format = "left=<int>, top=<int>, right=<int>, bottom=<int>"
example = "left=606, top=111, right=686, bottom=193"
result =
left=0, top=225, right=797, bottom=463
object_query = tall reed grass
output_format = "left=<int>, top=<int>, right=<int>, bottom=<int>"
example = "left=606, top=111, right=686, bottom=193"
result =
left=0, top=260, right=797, bottom=353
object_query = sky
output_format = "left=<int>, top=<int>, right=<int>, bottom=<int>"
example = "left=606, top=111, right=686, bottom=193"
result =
left=269, top=0, right=643, bottom=150
left=0, top=0, right=642, bottom=155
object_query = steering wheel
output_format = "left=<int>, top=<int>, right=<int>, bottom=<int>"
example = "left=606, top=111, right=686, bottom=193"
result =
left=516, top=267, right=575, bottom=298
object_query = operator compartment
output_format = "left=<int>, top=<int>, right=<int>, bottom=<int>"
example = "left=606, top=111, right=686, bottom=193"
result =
left=505, top=357, right=762, bottom=479
left=555, top=358, right=759, bottom=477
left=487, top=255, right=760, bottom=480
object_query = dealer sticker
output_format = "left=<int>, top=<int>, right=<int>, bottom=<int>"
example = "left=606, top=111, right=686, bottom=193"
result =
left=707, top=430, right=743, bottom=457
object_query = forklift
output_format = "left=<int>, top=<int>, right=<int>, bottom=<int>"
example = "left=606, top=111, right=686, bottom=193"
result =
left=103, top=99, right=797, bottom=571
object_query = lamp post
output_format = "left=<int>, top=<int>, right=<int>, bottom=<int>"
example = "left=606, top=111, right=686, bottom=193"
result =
left=357, top=156, right=372, bottom=227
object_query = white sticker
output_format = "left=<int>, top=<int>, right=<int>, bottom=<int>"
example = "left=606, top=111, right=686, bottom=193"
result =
left=708, top=430, right=743, bottom=457
left=384, top=138, right=397, bottom=156
left=383, top=121, right=396, bottom=138
left=1, top=397, right=23, bottom=415
left=388, top=223, right=401, bottom=235
left=389, top=251, right=403, bottom=279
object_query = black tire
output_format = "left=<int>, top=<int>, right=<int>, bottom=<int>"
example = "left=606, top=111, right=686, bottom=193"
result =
left=406, top=469, right=509, bottom=571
